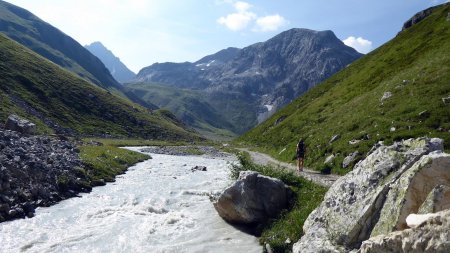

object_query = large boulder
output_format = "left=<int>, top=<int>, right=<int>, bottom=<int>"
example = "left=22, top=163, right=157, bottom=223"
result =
left=4, top=114, right=36, bottom=135
left=359, top=210, right=450, bottom=253
left=293, top=138, right=448, bottom=253
left=213, top=171, right=290, bottom=224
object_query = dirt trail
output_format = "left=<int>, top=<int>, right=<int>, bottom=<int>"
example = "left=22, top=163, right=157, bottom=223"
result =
left=238, top=148, right=340, bottom=187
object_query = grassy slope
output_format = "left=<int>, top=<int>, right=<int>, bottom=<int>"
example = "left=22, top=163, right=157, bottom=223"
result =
left=0, top=33, right=200, bottom=141
left=79, top=144, right=150, bottom=184
left=125, top=82, right=238, bottom=140
left=0, top=1, right=117, bottom=90
left=236, top=5, right=450, bottom=175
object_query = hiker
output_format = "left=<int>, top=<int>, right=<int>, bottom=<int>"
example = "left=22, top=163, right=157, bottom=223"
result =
left=296, top=139, right=306, bottom=172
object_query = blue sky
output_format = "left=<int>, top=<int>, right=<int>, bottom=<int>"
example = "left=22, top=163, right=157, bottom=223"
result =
left=4, top=0, right=448, bottom=72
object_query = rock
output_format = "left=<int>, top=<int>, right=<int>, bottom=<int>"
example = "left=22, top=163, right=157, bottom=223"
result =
left=406, top=212, right=441, bottom=228
left=213, top=171, right=290, bottom=224
left=442, top=97, right=450, bottom=105
left=401, top=6, right=438, bottom=31
left=329, top=134, right=341, bottom=144
left=342, top=151, right=360, bottom=169
left=324, top=154, right=335, bottom=164
left=4, top=114, right=36, bottom=135
left=293, top=138, right=445, bottom=253
left=191, top=166, right=207, bottom=172
left=418, top=185, right=450, bottom=214
left=349, top=139, right=361, bottom=145
left=359, top=209, right=450, bottom=253
left=274, top=115, right=287, bottom=126
left=418, top=110, right=430, bottom=118
left=380, top=92, right=392, bottom=102
left=0, top=130, right=88, bottom=223
left=265, top=243, right=274, bottom=253
left=370, top=151, right=450, bottom=236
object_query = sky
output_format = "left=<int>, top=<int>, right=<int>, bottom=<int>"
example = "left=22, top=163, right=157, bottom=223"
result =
left=4, top=0, right=448, bottom=73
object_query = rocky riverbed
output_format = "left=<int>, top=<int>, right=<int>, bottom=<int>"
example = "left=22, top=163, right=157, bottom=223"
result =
left=139, top=145, right=229, bottom=158
left=0, top=130, right=91, bottom=222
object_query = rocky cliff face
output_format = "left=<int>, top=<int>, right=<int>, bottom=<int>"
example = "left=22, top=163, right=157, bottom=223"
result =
left=132, top=28, right=362, bottom=133
left=85, top=42, right=135, bottom=83
left=293, top=138, right=450, bottom=252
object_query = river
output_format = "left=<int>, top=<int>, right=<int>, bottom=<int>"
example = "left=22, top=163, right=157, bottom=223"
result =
left=0, top=147, right=262, bottom=253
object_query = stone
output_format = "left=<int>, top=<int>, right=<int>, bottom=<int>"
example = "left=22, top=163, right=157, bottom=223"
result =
left=418, top=185, right=450, bottom=214
left=213, top=171, right=290, bottom=224
left=4, top=114, right=36, bottom=135
left=191, top=166, right=207, bottom=172
left=274, top=115, right=287, bottom=126
left=418, top=110, right=430, bottom=118
left=329, top=134, right=341, bottom=144
left=442, top=97, right=450, bottom=105
left=324, top=154, right=335, bottom=164
left=342, top=151, right=360, bottom=169
left=359, top=209, right=450, bottom=253
left=401, top=6, right=438, bottom=31
left=293, top=138, right=445, bottom=253
left=349, top=139, right=361, bottom=145
left=380, top=92, right=392, bottom=102
left=370, top=151, right=450, bottom=237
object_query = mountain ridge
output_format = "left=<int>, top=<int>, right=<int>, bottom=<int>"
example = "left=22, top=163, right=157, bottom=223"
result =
left=128, top=28, right=362, bottom=138
left=85, top=41, right=135, bottom=83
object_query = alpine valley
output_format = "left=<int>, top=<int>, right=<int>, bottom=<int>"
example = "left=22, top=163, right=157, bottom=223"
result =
left=126, top=28, right=362, bottom=139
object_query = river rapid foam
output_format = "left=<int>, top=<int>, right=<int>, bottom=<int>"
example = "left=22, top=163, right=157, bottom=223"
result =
left=0, top=147, right=261, bottom=253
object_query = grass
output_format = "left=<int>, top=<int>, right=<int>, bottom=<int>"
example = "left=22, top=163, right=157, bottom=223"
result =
left=231, top=152, right=327, bottom=253
left=124, top=82, right=255, bottom=139
left=79, top=141, right=150, bottom=184
left=0, top=33, right=200, bottom=141
left=236, top=4, right=450, bottom=175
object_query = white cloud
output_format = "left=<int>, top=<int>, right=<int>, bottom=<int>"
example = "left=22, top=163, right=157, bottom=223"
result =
left=234, top=1, right=252, bottom=12
left=255, top=14, right=288, bottom=32
left=343, top=36, right=373, bottom=54
left=217, top=12, right=256, bottom=31
left=217, top=1, right=256, bottom=31
left=217, top=1, right=287, bottom=32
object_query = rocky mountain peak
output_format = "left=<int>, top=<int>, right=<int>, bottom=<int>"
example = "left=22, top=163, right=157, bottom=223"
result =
left=85, top=41, right=135, bottom=83
left=130, top=27, right=362, bottom=135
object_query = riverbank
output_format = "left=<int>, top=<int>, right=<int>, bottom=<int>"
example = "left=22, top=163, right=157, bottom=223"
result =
left=0, top=132, right=150, bottom=223
left=0, top=147, right=262, bottom=252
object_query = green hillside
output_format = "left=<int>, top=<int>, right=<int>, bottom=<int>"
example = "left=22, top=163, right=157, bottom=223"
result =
left=236, top=4, right=450, bottom=174
left=125, top=82, right=253, bottom=140
left=0, top=33, right=200, bottom=140
left=0, top=1, right=155, bottom=109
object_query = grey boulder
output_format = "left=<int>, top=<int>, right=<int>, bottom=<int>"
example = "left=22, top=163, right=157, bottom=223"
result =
left=4, top=114, right=36, bottom=135
left=293, top=138, right=447, bottom=253
left=213, top=171, right=290, bottom=224
left=359, top=209, right=450, bottom=253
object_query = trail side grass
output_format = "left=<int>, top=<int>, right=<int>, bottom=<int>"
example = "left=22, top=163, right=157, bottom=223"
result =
left=79, top=141, right=150, bottom=184
left=236, top=5, right=450, bottom=175
left=231, top=152, right=327, bottom=253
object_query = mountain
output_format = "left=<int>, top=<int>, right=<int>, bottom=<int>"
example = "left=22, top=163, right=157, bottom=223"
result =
left=0, top=33, right=200, bottom=140
left=0, top=0, right=153, bottom=108
left=128, top=28, right=362, bottom=138
left=125, top=83, right=237, bottom=140
left=85, top=42, right=135, bottom=83
left=236, top=3, right=450, bottom=174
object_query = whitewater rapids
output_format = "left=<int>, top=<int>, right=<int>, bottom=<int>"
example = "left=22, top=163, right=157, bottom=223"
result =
left=0, top=148, right=261, bottom=253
